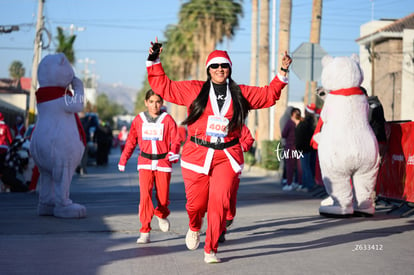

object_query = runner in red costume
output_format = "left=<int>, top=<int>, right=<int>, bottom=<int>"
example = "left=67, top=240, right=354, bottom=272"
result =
left=118, top=90, right=181, bottom=244
left=146, top=38, right=292, bottom=263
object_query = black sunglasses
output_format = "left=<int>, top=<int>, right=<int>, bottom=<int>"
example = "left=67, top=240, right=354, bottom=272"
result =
left=210, top=63, right=230, bottom=69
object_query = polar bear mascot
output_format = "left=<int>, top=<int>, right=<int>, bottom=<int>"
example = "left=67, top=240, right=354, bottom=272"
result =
left=312, top=54, right=380, bottom=217
left=30, top=53, right=87, bottom=218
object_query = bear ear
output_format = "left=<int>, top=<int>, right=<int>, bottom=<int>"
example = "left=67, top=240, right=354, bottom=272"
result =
left=57, top=53, right=67, bottom=65
left=350, top=53, right=360, bottom=64
left=321, top=55, right=333, bottom=67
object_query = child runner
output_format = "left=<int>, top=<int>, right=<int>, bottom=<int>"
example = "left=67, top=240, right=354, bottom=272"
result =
left=118, top=89, right=181, bottom=244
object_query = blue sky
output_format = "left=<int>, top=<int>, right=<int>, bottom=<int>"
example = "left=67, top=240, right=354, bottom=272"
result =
left=0, top=0, right=412, bottom=103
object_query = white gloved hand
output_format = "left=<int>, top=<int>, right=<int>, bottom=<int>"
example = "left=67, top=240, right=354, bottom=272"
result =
left=118, top=164, right=125, bottom=172
left=168, top=152, right=179, bottom=163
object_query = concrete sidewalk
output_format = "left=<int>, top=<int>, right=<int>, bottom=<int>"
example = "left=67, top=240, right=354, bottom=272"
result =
left=0, top=150, right=413, bottom=275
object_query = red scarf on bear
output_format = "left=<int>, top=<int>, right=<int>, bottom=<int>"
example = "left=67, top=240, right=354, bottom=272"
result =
left=36, top=87, right=86, bottom=146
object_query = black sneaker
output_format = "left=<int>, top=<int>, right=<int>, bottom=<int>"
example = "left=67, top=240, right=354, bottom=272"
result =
left=226, top=219, right=233, bottom=228
left=218, top=232, right=226, bottom=243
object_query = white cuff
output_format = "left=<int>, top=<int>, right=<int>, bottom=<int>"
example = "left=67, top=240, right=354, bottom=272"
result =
left=146, top=59, right=161, bottom=67
left=277, top=72, right=289, bottom=83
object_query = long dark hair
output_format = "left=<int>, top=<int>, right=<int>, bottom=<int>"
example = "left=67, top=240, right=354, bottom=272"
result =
left=182, top=70, right=250, bottom=133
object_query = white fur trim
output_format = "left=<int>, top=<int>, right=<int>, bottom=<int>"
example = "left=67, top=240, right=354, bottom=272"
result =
left=137, top=165, right=172, bottom=172
left=206, top=57, right=231, bottom=69
left=146, top=59, right=161, bottom=67
left=277, top=73, right=289, bottom=83
left=224, top=149, right=242, bottom=173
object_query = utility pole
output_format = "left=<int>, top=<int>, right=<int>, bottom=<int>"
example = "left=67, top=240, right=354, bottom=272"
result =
left=305, top=0, right=322, bottom=105
left=78, top=58, right=96, bottom=88
left=28, top=0, right=45, bottom=126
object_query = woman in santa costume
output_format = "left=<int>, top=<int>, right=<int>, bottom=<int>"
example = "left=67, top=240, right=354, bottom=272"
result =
left=118, top=89, right=181, bottom=244
left=146, top=39, right=292, bottom=263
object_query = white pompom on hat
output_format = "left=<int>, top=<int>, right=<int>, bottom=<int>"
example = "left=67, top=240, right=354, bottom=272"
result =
left=205, top=50, right=232, bottom=69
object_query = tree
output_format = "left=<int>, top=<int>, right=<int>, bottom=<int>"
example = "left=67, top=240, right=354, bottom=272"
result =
left=257, top=0, right=270, bottom=152
left=178, top=0, right=243, bottom=79
left=9, top=61, right=25, bottom=80
left=55, top=26, right=76, bottom=64
left=142, top=0, right=243, bottom=123
left=96, top=93, right=127, bottom=126
left=307, top=0, right=323, bottom=105
left=247, top=0, right=259, bottom=135
left=273, top=0, right=292, bottom=139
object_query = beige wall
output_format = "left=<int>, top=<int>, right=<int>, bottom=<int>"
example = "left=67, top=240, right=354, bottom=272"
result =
left=374, top=39, right=402, bottom=121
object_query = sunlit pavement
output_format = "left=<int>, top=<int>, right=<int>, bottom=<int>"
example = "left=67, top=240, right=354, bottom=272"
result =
left=0, top=149, right=413, bottom=275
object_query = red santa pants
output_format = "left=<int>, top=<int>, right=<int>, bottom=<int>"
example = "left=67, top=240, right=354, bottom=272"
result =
left=227, top=172, right=241, bottom=221
left=182, top=150, right=237, bottom=254
left=138, top=169, right=171, bottom=233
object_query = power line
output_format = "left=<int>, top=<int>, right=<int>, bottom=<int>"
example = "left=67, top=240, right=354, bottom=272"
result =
left=0, top=25, right=20, bottom=34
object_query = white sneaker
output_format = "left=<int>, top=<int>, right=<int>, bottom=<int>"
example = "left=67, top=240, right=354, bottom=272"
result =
left=282, top=185, right=293, bottom=191
left=156, top=216, right=170, bottom=232
left=204, top=251, right=221, bottom=263
left=136, top=232, right=150, bottom=244
left=185, top=228, right=200, bottom=250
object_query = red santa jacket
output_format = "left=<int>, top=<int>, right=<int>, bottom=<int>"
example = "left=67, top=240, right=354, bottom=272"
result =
left=0, top=121, right=13, bottom=150
left=240, top=125, right=254, bottom=153
left=119, top=111, right=181, bottom=172
left=147, top=62, right=287, bottom=174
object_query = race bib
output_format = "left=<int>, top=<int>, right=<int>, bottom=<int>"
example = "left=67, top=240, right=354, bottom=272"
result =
left=142, top=123, right=164, bottom=141
left=206, top=115, right=229, bottom=138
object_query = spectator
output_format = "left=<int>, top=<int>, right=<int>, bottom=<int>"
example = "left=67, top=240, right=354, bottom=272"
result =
left=295, top=103, right=317, bottom=192
left=94, top=120, right=113, bottom=166
left=0, top=112, right=13, bottom=155
left=117, top=125, right=129, bottom=153
left=281, top=107, right=302, bottom=191
left=12, top=115, right=26, bottom=139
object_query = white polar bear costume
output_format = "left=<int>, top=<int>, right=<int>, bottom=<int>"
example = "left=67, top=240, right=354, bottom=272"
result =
left=30, top=53, right=86, bottom=218
left=313, top=54, right=380, bottom=217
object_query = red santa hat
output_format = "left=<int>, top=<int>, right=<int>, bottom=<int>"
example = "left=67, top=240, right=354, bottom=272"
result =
left=305, top=103, right=316, bottom=114
left=205, top=50, right=232, bottom=69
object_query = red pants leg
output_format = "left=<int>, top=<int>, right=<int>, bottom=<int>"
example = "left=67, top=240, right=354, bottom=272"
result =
left=153, top=170, right=171, bottom=219
left=181, top=168, right=209, bottom=231
left=205, top=150, right=237, bottom=254
left=138, top=169, right=155, bottom=233
left=29, top=165, right=40, bottom=191
left=227, top=173, right=241, bottom=221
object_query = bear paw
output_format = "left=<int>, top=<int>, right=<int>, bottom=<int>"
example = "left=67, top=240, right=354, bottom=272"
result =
left=353, top=205, right=375, bottom=217
left=320, top=196, right=334, bottom=206
left=38, top=203, right=55, bottom=216
left=54, top=203, right=87, bottom=219
left=319, top=205, right=353, bottom=218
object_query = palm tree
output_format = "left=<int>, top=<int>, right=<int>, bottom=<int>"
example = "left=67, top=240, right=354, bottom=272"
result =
left=178, top=0, right=243, bottom=79
left=55, top=26, right=76, bottom=64
left=274, top=0, right=292, bottom=139
left=308, top=0, right=323, bottom=105
left=257, top=0, right=270, bottom=152
left=247, top=0, right=259, bottom=139
left=158, top=0, right=243, bottom=123
left=9, top=61, right=26, bottom=81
